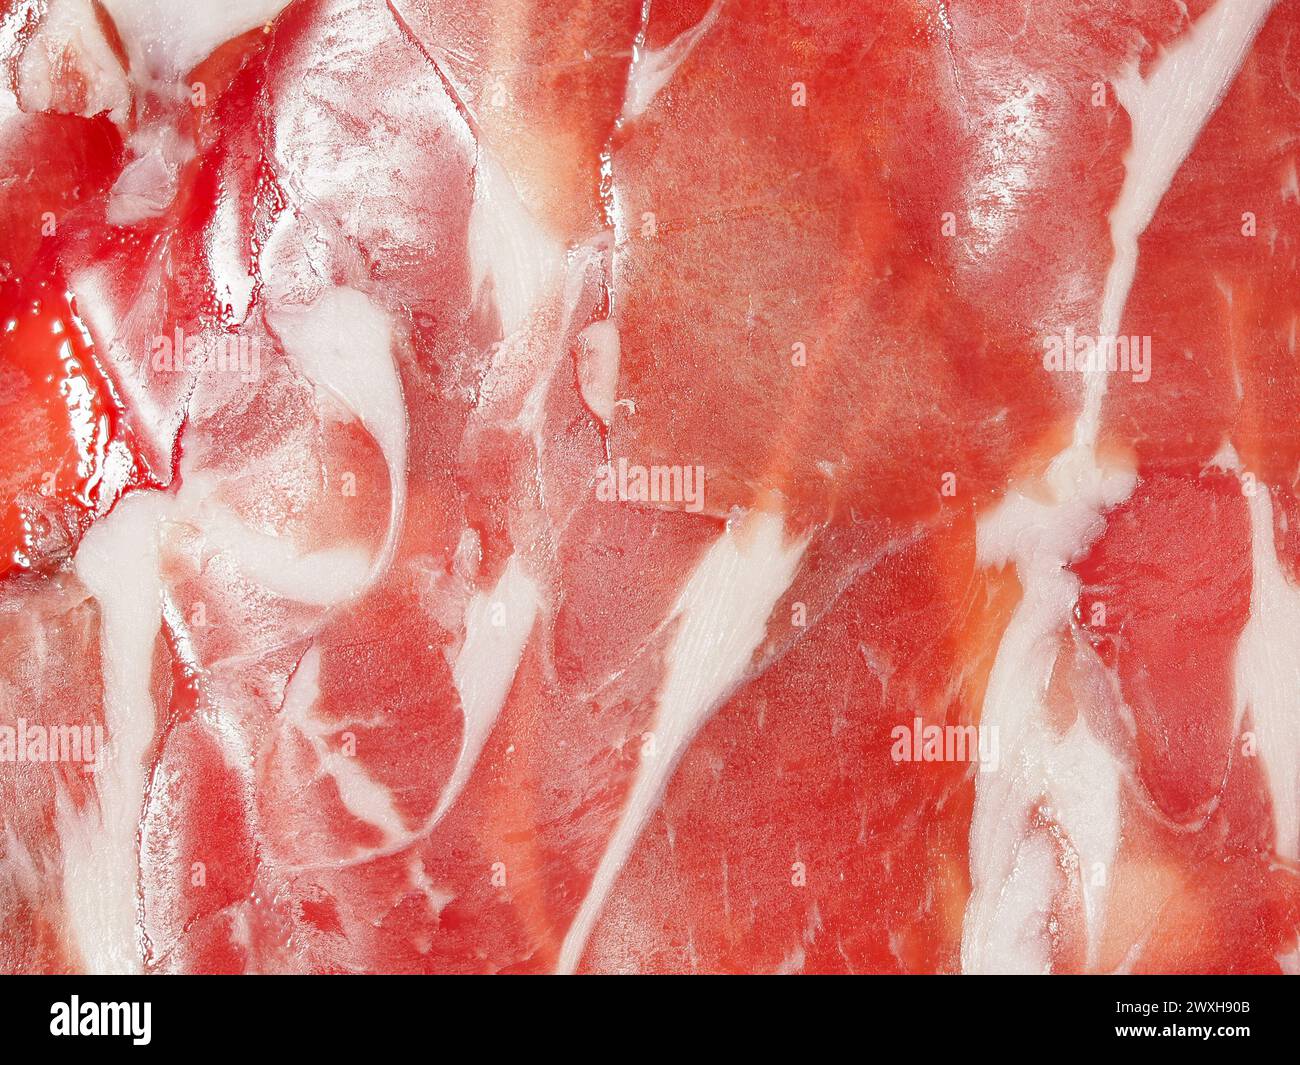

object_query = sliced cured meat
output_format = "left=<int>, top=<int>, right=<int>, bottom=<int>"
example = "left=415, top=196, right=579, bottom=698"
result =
left=0, top=573, right=104, bottom=973
left=607, top=0, right=1072, bottom=530
left=577, top=520, right=997, bottom=974
left=387, top=0, right=641, bottom=241
left=0, top=276, right=136, bottom=575
left=1, top=0, right=1299, bottom=979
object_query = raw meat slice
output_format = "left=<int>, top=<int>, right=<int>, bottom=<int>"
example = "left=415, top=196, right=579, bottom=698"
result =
left=1, top=0, right=1299, bottom=978
left=0, top=573, right=104, bottom=973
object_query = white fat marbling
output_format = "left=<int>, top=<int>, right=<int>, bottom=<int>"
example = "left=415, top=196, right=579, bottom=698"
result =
left=556, top=509, right=805, bottom=973
left=282, top=646, right=409, bottom=842
left=620, top=0, right=722, bottom=123
left=98, top=0, right=290, bottom=82
left=576, top=318, right=621, bottom=427
left=468, top=154, right=563, bottom=339
left=1235, top=486, right=1300, bottom=861
left=16, top=0, right=131, bottom=121
left=62, top=492, right=169, bottom=974
left=106, top=124, right=195, bottom=226
left=436, top=554, right=540, bottom=822
left=266, top=285, right=409, bottom=578
left=966, top=0, right=1275, bottom=972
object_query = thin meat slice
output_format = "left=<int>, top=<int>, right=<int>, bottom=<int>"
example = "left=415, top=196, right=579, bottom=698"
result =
left=0, top=575, right=104, bottom=973
left=578, top=521, right=1001, bottom=974
left=2, top=0, right=1299, bottom=978
left=387, top=0, right=641, bottom=242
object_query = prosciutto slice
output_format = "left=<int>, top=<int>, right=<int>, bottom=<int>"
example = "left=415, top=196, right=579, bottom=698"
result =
left=1, top=0, right=1298, bottom=975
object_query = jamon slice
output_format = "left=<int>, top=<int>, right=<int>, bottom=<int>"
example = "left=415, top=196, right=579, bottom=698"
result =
left=0, top=277, right=133, bottom=574
left=607, top=0, right=1070, bottom=531
left=0, top=1, right=124, bottom=284
left=962, top=0, right=1300, bottom=974
left=2, top=0, right=1300, bottom=978
left=1065, top=0, right=1300, bottom=973
left=0, top=574, right=104, bottom=973
left=387, top=0, right=641, bottom=241
left=0, top=6, right=135, bottom=574
left=563, top=0, right=1273, bottom=975
left=1070, top=471, right=1300, bottom=972
left=1100, top=0, right=1300, bottom=572
left=577, top=520, right=1001, bottom=974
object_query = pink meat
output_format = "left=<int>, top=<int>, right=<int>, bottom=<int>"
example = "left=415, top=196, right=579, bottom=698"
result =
left=0, top=0, right=1298, bottom=976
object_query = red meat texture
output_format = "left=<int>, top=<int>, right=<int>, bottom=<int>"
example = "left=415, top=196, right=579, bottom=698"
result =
left=0, top=0, right=1298, bottom=974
